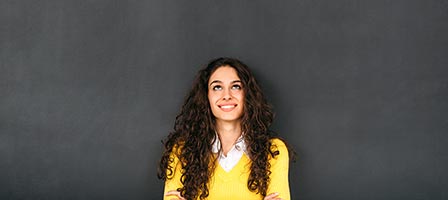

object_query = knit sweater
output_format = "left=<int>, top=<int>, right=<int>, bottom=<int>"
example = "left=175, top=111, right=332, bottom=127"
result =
left=163, top=138, right=290, bottom=200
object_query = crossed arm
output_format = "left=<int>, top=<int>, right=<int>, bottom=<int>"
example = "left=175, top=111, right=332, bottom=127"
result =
left=163, top=138, right=290, bottom=200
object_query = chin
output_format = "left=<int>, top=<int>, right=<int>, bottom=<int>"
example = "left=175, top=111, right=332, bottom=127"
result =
left=216, top=115, right=243, bottom=122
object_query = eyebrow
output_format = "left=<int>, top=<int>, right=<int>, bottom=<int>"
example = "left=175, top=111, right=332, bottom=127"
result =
left=209, top=80, right=242, bottom=86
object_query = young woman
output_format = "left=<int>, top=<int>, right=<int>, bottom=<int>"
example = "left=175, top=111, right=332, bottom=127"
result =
left=158, top=58, right=291, bottom=200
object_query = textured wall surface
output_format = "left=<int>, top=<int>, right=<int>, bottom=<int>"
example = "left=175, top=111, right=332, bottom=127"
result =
left=2, top=0, right=448, bottom=199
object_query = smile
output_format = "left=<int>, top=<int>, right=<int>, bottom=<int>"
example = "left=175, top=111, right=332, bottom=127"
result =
left=218, top=104, right=237, bottom=112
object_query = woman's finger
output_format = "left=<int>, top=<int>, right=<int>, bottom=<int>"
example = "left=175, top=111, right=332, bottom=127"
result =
left=165, top=190, right=186, bottom=200
left=264, top=192, right=282, bottom=200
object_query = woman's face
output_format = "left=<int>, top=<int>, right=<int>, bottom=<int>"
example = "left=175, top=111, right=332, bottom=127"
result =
left=208, top=66, right=245, bottom=123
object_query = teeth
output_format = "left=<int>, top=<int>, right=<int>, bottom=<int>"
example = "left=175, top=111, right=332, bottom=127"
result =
left=220, top=105, right=235, bottom=109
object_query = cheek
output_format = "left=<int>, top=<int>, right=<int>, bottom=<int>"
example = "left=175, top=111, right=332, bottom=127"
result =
left=208, top=92, right=215, bottom=102
left=236, top=92, right=245, bottom=110
left=236, top=91, right=245, bottom=101
left=208, top=94, right=213, bottom=106
left=208, top=93, right=220, bottom=108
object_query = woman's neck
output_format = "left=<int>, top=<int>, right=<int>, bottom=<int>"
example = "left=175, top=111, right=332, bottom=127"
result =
left=215, top=120, right=242, bottom=156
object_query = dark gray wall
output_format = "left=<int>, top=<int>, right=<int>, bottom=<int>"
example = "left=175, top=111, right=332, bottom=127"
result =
left=2, top=0, right=448, bottom=199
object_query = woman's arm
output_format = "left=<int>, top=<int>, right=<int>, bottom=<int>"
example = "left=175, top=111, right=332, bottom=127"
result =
left=163, top=147, right=185, bottom=200
left=266, top=138, right=291, bottom=200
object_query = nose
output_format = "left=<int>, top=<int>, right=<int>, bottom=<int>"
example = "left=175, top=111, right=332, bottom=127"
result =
left=222, top=87, right=232, bottom=100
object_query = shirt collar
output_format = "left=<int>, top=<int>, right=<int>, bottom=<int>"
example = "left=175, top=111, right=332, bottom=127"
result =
left=211, top=132, right=246, bottom=154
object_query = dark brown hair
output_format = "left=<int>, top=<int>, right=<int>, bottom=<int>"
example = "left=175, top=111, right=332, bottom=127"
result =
left=158, top=57, right=281, bottom=200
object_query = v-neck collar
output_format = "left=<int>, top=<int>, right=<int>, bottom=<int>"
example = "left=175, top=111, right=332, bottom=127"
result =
left=211, top=133, right=247, bottom=172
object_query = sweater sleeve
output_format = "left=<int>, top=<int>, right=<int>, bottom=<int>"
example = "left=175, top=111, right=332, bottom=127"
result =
left=267, top=138, right=291, bottom=200
left=163, top=146, right=184, bottom=200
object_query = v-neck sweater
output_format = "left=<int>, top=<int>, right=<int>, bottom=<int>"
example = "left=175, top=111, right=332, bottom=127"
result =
left=163, top=138, right=290, bottom=200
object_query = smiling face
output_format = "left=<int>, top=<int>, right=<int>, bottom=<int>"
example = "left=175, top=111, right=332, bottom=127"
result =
left=208, top=66, right=245, bottom=123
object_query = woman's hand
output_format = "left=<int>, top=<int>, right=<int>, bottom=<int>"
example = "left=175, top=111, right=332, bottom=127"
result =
left=165, top=190, right=186, bottom=200
left=264, top=192, right=283, bottom=200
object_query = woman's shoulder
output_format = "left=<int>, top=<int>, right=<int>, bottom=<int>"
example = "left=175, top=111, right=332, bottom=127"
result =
left=270, top=137, right=287, bottom=148
left=269, top=137, right=289, bottom=154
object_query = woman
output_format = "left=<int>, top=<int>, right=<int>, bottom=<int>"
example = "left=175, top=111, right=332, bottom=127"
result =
left=158, top=57, right=291, bottom=200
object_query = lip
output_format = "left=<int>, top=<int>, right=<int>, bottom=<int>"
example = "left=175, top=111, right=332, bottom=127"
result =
left=218, top=103, right=237, bottom=112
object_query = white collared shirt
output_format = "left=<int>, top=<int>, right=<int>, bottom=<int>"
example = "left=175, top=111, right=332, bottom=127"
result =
left=211, top=134, right=247, bottom=172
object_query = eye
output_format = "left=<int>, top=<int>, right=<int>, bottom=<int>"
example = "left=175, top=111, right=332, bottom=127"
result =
left=231, top=84, right=242, bottom=90
left=212, top=85, right=223, bottom=91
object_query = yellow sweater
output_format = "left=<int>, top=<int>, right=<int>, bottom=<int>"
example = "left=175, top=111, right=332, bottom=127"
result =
left=164, top=138, right=290, bottom=200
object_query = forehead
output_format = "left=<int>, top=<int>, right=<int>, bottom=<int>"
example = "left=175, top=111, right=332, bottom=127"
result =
left=208, top=66, right=240, bottom=83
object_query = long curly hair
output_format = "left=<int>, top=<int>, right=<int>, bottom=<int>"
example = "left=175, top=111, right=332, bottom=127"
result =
left=158, top=57, right=280, bottom=200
